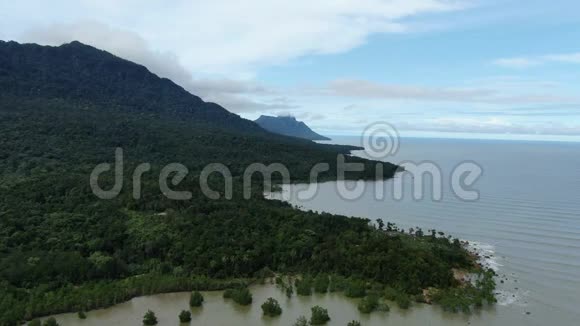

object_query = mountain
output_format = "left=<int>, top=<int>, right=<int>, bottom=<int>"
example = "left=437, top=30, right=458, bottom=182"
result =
left=0, top=41, right=401, bottom=184
left=255, top=115, right=331, bottom=141
left=0, top=40, right=258, bottom=131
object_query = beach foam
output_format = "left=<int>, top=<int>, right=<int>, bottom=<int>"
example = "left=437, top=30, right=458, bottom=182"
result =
left=466, top=240, right=502, bottom=272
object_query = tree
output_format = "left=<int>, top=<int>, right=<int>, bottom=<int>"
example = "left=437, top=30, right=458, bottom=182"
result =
left=296, top=276, right=313, bottom=296
left=234, top=288, right=253, bottom=305
left=313, top=274, right=329, bottom=293
left=189, top=291, right=204, bottom=307
left=261, top=297, right=282, bottom=316
left=293, top=316, right=309, bottom=326
left=285, top=285, right=294, bottom=298
left=88, top=251, right=116, bottom=278
left=396, top=294, right=411, bottom=309
left=310, top=306, right=330, bottom=325
left=328, top=274, right=347, bottom=292
left=357, top=295, right=379, bottom=314
left=143, top=310, right=158, bottom=325
left=376, top=219, right=384, bottom=230
left=344, top=279, right=366, bottom=298
left=28, top=320, right=41, bottom=326
left=384, top=286, right=411, bottom=310
left=179, top=310, right=192, bottom=323
left=43, top=318, right=59, bottom=326
left=223, top=288, right=252, bottom=305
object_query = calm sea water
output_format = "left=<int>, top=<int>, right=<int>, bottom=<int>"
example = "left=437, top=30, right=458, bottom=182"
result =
left=43, top=137, right=580, bottom=325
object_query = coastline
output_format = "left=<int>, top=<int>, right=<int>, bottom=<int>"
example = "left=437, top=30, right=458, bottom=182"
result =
left=19, top=207, right=495, bottom=324
left=16, top=145, right=488, bottom=325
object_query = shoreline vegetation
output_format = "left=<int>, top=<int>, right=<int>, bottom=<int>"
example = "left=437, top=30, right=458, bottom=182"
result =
left=0, top=41, right=495, bottom=325
left=9, top=226, right=496, bottom=325
left=0, top=145, right=496, bottom=326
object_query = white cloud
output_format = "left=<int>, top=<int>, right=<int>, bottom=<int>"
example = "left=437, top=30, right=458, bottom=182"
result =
left=11, top=1, right=469, bottom=113
left=543, top=53, right=580, bottom=64
left=324, top=79, right=494, bottom=101
left=493, top=52, right=580, bottom=68
left=463, top=76, right=561, bottom=89
left=5, top=0, right=580, bottom=138
left=413, top=118, right=580, bottom=136
left=8, top=0, right=468, bottom=75
left=22, top=22, right=192, bottom=83
left=153, top=0, right=466, bottom=74
left=203, top=93, right=298, bottom=113
left=187, top=78, right=295, bottom=112
left=20, top=21, right=297, bottom=113
left=311, top=79, right=580, bottom=105
left=268, top=111, right=327, bottom=122
left=493, top=58, right=540, bottom=68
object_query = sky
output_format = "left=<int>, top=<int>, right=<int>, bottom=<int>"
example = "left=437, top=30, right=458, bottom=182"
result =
left=2, top=0, right=580, bottom=141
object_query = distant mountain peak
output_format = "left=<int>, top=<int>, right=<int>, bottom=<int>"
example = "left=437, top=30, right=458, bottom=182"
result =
left=66, top=40, right=85, bottom=46
left=255, top=115, right=330, bottom=141
left=279, top=115, right=297, bottom=120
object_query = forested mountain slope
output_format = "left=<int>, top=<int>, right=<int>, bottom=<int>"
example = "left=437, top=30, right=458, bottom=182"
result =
left=0, top=40, right=252, bottom=131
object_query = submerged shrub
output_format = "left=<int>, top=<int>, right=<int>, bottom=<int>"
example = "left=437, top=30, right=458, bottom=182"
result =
left=223, top=287, right=252, bottom=305
left=189, top=291, right=204, bottom=307
left=293, top=316, right=309, bottom=326
left=43, top=318, right=59, bottom=326
left=357, top=295, right=379, bottom=313
left=310, top=305, right=331, bottom=325
left=296, top=276, right=313, bottom=296
left=313, top=274, right=329, bottom=293
left=179, top=310, right=192, bottom=323
left=344, top=279, right=366, bottom=298
left=261, top=297, right=282, bottom=316
left=143, top=310, right=158, bottom=325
